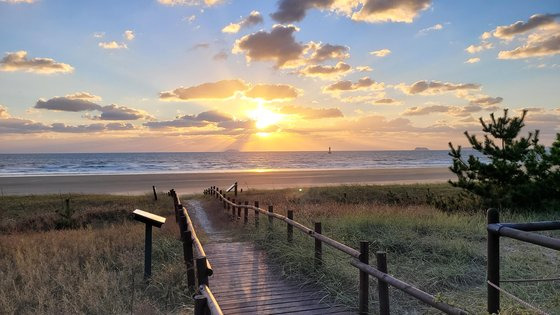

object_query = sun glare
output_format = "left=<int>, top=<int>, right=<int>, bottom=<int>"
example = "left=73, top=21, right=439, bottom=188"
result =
left=250, top=104, right=283, bottom=130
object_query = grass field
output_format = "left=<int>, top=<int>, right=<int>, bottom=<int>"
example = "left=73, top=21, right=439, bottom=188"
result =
left=202, top=184, right=560, bottom=314
left=0, top=193, right=193, bottom=314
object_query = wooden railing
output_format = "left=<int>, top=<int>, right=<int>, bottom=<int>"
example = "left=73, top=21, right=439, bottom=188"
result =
left=168, top=189, right=223, bottom=315
left=486, top=209, right=560, bottom=314
left=204, top=186, right=467, bottom=315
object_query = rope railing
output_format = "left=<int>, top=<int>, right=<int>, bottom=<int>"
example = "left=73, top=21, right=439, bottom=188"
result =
left=204, top=185, right=467, bottom=315
left=168, top=189, right=222, bottom=315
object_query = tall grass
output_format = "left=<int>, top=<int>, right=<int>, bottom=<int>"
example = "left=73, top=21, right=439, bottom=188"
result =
left=0, top=193, right=193, bottom=314
left=203, top=184, right=560, bottom=314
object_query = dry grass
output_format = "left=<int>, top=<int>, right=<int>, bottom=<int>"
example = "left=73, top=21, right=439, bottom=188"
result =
left=0, top=193, right=193, bottom=314
left=203, top=184, right=560, bottom=314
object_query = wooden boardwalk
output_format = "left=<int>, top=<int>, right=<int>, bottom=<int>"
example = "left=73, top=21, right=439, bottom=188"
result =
left=204, top=241, right=353, bottom=314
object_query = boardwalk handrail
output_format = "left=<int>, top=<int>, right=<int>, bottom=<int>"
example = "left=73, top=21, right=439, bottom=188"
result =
left=204, top=186, right=467, bottom=315
left=168, top=189, right=222, bottom=315
left=486, top=208, right=560, bottom=314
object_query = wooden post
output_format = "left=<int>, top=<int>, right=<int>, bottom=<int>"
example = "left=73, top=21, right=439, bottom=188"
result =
left=234, top=182, right=238, bottom=196
left=359, top=241, right=369, bottom=315
left=232, top=198, right=236, bottom=220
left=287, top=210, right=294, bottom=243
left=196, top=257, right=209, bottom=287
left=184, top=231, right=195, bottom=289
left=268, top=205, right=274, bottom=228
left=376, top=251, right=389, bottom=315
left=315, top=222, right=322, bottom=268
left=237, top=200, right=241, bottom=219
left=152, top=185, right=157, bottom=201
left=254, top=201, right=260, bottom=228
left=244, top=201, right=249, bottom=224
left=144, top=224, right=153, bottom=280
left=487, top=208, right=500, bottom=314
left=194, top=295, right=208, bottom=315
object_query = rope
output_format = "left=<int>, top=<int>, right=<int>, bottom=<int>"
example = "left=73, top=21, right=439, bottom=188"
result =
left=501, top=277, right=560, bottom=283
left=487, top=281, right=549, bottom=315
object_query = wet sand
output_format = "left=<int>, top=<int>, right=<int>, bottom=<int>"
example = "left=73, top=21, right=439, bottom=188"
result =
left=0, top=167, right=452, bottom=195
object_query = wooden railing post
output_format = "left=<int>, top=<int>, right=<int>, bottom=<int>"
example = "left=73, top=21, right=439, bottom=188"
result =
left=234, top=182, right=238, bottom=196
left=287, top=210, right=294, bottom=243
left=268, top=205, right=274, bottom=229
left=194, top=295, right=208, bottom=315
left=244, top=201, right=249, bottom=224
left=487, top=208, right=500, bottom=314
left=184, top=230, right=195, bottom=289
left=254, top=201, right=260, bottom=228
left=376, top=251, right=389, bottom=315
left=314, top=222, right=322, bottom=268
left=232, top=198, right=236, bottom=220
left=359, top=241, right=369, bottom=315
left=196, top=257, right=209, bottom=287
left=237, top=201, right=242, bottom=220
left=152, top=185, right=158, bottom=201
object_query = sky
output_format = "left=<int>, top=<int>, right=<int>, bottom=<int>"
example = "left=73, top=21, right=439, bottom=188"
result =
left=0, top=0, right=559, bottom=153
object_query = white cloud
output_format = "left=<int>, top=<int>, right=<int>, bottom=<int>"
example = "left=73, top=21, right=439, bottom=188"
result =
left=124, top=30, right=135, bottom=41
left=98, top=41, right=128, bottom=50
left=465, top=57, right=480, bottom=64
left=369, top=49, right=391, bottom=57
left=0, top=51, right=74, bottom=74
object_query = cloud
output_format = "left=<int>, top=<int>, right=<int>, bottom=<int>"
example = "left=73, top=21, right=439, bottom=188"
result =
left=0, top=110, right=136, bottom=134
left=92, top=105, right=154, bottom=121
left=0, top=51, right=74, bottom=74
left=0, top=105, right=10, bottom=118
left=222, top=11, right=263, bottom=34
left=279, top=105, right=343, bottom=119
left=498, top=33, right=560, bottom=59
left=35, top=97, right=102, bottom=112
left=191, top=43, right=210, bottom=50
left=160, top=79, right=249, bottom=101
left=232, top=25, right=307, bottom=68
left=298, top=61, right=351, bottom=79
left=98, top=41, right=127, bottom=49
left=465, top=57, right=480, bottom=64
left=369, top=49, right=391, bottom=57
left=34, top=96, right=152, bottom=121
left=468, top=96, right=503, bottom=106
left=244, top=84, right=301, bottom=101
left=351, top=0, right=431, bottom=23
left=465, top=42, right=493, bottom=54
left=374, top=98, right=400, bottom=104
left=307, top=43, right=350, bottom=63
left=233, top=25, right=350, bottom=69
left=157, top=0, right=222, bottom=6
left=398, top=80, right=480, bottom=95
left=124, top=30, right=135, bottom=41
left=418, top=23, right=443, bottom=35
left=493, top=14, right=560, bottom=39
left=65, top=92, right=102, bottom=101
left=50, top=122, right=135, bottom=133
left=403, top=105, right=450, bottom=116
left=356, top=66, right=373, bottom=72
left=144, top=110, right=238, bottom=129
left=325, top=77, right=384, bottom=93
left=270, top=0, right=431, bottom=24
left=93, top=32, right=105, bottom=38
left=213, top=51, right=228, bottom=60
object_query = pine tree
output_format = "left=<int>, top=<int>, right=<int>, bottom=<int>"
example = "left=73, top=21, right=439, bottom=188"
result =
left=448, top=109, right=559, bottom=210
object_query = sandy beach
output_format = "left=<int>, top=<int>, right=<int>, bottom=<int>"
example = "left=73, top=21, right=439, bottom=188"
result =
left=0, top=167, right=452, bottom=195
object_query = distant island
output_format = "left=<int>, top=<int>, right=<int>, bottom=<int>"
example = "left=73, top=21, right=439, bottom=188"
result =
left=414, top=147, right=430, bottom=151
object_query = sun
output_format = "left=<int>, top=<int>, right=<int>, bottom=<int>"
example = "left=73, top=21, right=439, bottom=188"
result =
left=250, top=104, right=283, bottom=130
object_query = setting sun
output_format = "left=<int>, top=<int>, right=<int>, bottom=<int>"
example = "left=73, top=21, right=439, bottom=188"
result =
left=250, top=104, right=283, bottom=130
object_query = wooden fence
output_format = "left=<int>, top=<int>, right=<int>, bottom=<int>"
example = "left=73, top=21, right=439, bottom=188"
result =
left=204, top=186, right=467, bottom=315
left=168, top=189, right=223, bottom=315
left=486, top=209, right=560, bottom=314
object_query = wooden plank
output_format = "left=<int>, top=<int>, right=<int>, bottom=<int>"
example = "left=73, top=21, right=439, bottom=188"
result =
left=225, top=300, right=339, bottom=315
left=219, top=295, right=322, bottom=311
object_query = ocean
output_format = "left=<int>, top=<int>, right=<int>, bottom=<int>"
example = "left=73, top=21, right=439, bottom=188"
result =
left=0, top=151, right=469, bottom=177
